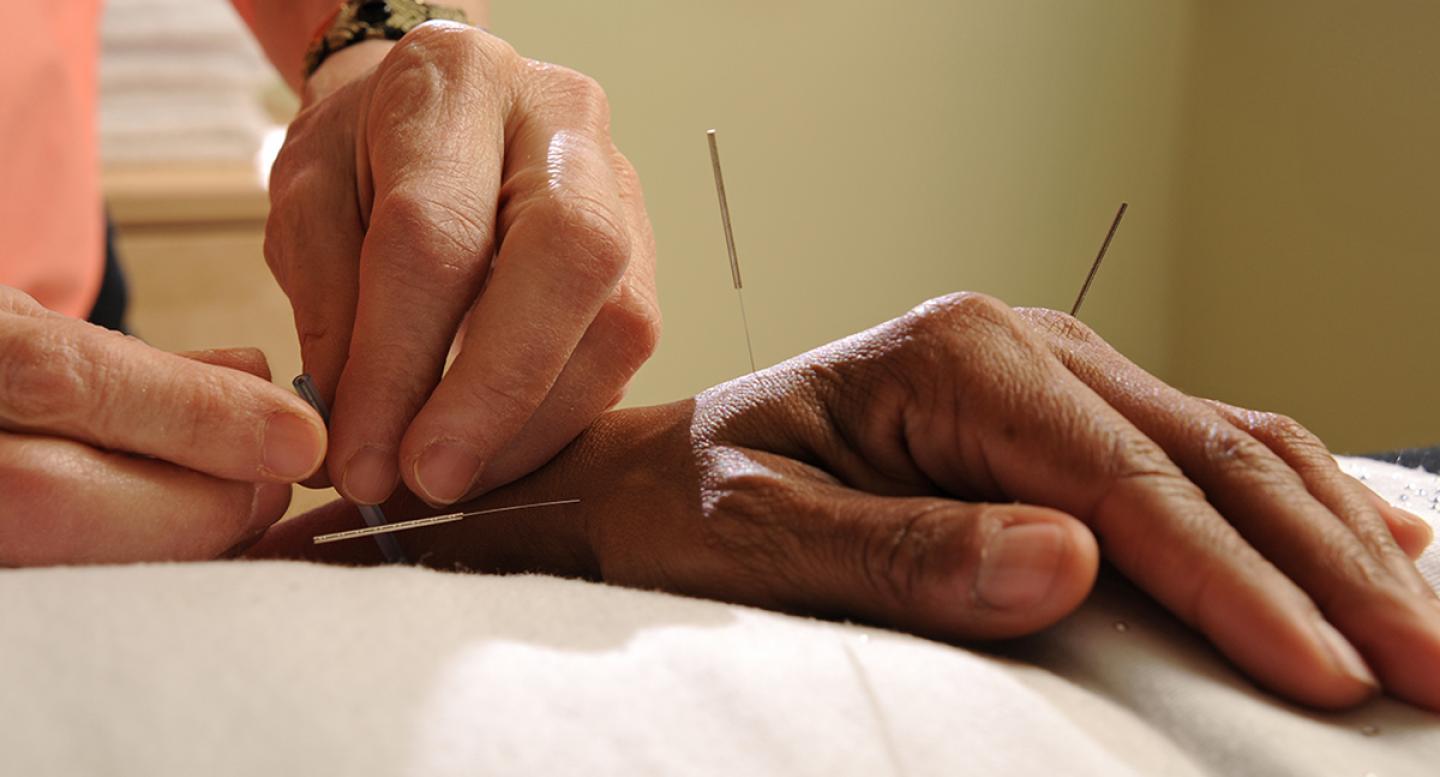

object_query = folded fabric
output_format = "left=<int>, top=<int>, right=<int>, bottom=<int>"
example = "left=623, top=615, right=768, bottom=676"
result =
left=1, top=457, right=1436, bottom=776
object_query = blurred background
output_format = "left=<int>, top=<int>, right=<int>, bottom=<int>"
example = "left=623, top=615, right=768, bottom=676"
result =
left=103, top=0, right=1438, bottom=513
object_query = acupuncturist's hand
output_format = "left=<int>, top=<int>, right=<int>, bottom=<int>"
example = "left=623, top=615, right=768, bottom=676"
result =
left=255, top=292, right=1440, bottom=712
left=264, top=22, right=659, bottom=509
left=0, top=285, right=326, bottom=564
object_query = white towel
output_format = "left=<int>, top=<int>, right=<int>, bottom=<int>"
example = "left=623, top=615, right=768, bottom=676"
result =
left=0, top=457, right=1435, bottom=776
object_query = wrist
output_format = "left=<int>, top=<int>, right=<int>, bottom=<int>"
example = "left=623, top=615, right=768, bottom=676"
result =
left=301, top=0, right=472, bottom=94
left=417, top=402, right=695, bottom=578
left=303, top=39, right=394, bottom=106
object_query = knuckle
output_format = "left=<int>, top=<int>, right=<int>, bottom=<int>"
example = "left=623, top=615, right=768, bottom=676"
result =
left=1105, top=426, right=1177, bottom=477
left=451, top=374, right=536, bottom=439
left=267, top=131, right=304, bottom=186
left=924, top=290, right=1013, bottom=323
left=0, top=328, right=92, bottom=427
left=394, top=20, right=494, bottom=67
left=901, top=291, right=1021, bottom=346
left=375, top=25, right=508, bottom=114
left=544, top=65, right=607, bottom=103
left=295, top=319, right=335, bottom=360
left=0, top=285, right=42, bottom=314
left=373, top=190, right=490, bottom=279
left=387, top=23, right=517, bottom=97
left=170, top=372, right=230, bottom=454
left=1017, top=306, right=1097, bottom=344
left=261, top=223, right=288, bottom=284
left=701, top=472, right=812, bottom=595
left=858, top=502, right=968, bottom=607
left=266, top=164, right=310, bottom=214
left=545, top=194, right=632, bottom=291
left=1200, top=427, right=1276, bottom=474
left=1094, top=447, right=1202, bottom=524
left=604, top=291, right=663, bottom=367
left=533, top=63, right=611, bottom=128
left=1260, top=412, right=1325, bottom=451
left=1118, top=463, right=1198, bottom=499
left=263, top=172, right=321, bottom=287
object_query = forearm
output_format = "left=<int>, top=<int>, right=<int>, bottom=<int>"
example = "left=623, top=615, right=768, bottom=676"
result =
left=231, top=0, right=491, bottom=93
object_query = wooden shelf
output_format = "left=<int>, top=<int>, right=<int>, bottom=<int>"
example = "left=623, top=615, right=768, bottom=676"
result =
left=104, top=161, right=269, bottom=229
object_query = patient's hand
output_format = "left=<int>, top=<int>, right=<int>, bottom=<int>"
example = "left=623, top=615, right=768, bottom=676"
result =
left=0, top=285, right=325, bottom=564
left=254, top=292, right=1439, bottom=712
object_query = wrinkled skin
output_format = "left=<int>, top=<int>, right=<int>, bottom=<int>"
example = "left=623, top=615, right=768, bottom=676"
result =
left=0, top=285, right=320, bottom=564
left=266, top=22, right=660, bottom=509
left=252, top=292, right=1440, bottom=713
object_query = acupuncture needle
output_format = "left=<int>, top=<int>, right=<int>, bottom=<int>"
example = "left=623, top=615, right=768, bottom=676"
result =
left=292, top=374, right=409, bottom=564
left=706, top=129, right=758, bottom=373
left=312, top=498, right=583, bottom=545
left=1069, top=202, right=1129, bottom=318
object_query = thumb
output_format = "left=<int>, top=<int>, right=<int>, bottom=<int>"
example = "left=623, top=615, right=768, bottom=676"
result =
left=783, top=486, right=1100, bottom=641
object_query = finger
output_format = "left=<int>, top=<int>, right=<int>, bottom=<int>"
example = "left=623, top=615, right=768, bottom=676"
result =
left=0, top=315, right=326, bottom=482
left=469, top=274, right=660, bottom=494
left=399, top=60, right=633, bottom=505
left=1068, top=357, right=1440, bottom=710
left=877, top=296, right=1383, bottom=707
left=1354, top=479, right=1434, bottom=559
left=0, top=431, right=291, bottom=566
left=0, top=285, right=59, bottom=317
left=810, top=492, right=1096, bottom=641
left=653, top=451, right=1100, bottom=641
left=264, top=79, right=371, bottom=488
left=271, top=218, right=360, bottom=491
left=177, top=347, right=272, bottom=381
left=1203, top=398, right=1436, bottom=577
left=326, top=24, right=509, bottom=505
left=1024, top=313, right=1440, bottom=709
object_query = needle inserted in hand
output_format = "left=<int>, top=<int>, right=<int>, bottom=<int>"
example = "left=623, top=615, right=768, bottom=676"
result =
left=707, top=129, right=758, bottom=373
left=312, top=498, right=583, bottom=545
left=1070, top=202, right=1129, bottom=318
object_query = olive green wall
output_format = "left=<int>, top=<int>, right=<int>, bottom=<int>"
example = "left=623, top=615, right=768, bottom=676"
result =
left=497, top=1, right=1436, bottom=453
left=1172, top=0, right=1439, bottom=452
left=495, top=0, right=1191, bottom=405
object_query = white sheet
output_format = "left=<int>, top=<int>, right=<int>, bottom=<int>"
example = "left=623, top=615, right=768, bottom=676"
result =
left=1, top=457, right=1436, bottom=776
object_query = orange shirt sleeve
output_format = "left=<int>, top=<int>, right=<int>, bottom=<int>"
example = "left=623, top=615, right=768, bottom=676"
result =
left=0, top=0, right=103, bottom=317
left=230, top=0, right=344, bottom=91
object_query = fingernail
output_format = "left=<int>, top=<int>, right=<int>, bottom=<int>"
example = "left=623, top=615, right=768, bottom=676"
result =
left=250, top=482, right=292, bottom=523
left=1394, top=506, right=1428, bottom=524
left=414, top=440, right=483, bottom=505
left=342, top=446, right=398, bottom=505
left=1312, top=618, right=1378, bottom=687
left=975, top=523, right=1066, bottom=610
left=262, top=412, right=325, bottom=480
left=1400, top=509, right=1434, bottom=542
left=228, top=483, right=292, bottom=558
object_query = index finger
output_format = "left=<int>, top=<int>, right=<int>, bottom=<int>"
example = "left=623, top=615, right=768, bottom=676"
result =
left=324, top=23, right=509, bottom=505
left=396, top=61, right=633, bottom=505
left=0, top=314, right=326, bottom=482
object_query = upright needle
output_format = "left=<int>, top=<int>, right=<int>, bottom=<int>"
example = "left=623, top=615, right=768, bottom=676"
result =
left=707, top=129, right=758, bottom=373
left=1070, top=202, right=1129, bottom=318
